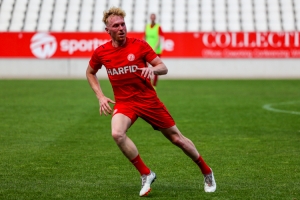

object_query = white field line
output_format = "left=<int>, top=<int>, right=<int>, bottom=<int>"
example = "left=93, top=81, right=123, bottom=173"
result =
left=263, top=101, right=300, bottom=115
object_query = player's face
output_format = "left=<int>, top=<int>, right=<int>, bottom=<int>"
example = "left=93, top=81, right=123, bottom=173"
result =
left=105, top=15, right=127, bottom=43
left=150, top=14, right=156, bottom=22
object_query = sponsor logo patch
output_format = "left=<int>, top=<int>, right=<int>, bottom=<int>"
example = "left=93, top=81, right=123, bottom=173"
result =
left=30, top=33, right=57, bottom=59
left=127, top=53, right=135, bottom=61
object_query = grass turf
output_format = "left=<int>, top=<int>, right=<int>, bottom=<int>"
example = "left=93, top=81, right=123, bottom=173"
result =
left=0, top=79, right=299, bottom=200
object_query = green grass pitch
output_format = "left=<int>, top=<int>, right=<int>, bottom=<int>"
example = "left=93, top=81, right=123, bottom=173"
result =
left=0, top=79, right=299, bottom=200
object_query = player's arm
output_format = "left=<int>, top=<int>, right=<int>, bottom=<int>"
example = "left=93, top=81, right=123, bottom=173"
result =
left=154, top=26, right=164, bottom=51
left=154, top=36, right=163, bottom=52
left=138, top=56, right=168, bottom=79
left=86, top=65, right=115, bottom=116
left=150, top=56, right=168, bottom=75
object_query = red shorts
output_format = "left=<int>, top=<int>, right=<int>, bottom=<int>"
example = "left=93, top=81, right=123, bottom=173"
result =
left=112, top=99, right=175, bottom=130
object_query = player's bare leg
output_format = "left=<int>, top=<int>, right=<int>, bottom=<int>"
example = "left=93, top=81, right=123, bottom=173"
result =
left=111, top=114, right=137, bottom=159
left=160, top=125, right=216, bottom=192
left=160, top=125, right=199, bottom=159
left=111, top=114, right=155, bottom=196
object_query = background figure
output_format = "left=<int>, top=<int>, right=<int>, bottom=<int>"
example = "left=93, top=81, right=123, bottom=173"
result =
left=144, top=13, right=164, bottom=89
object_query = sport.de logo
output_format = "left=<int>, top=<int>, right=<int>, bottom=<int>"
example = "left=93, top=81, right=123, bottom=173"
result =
left=30, top=33, right=57, bottom=59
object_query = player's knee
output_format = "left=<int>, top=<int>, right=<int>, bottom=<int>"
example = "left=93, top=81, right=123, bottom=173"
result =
left=111, top=129, right=126, bottom=144
left=169, top=135, right=184, bottom=147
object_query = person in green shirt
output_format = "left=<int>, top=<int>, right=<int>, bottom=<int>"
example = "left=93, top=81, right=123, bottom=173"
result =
left=144, top=13, right=164, bottom=90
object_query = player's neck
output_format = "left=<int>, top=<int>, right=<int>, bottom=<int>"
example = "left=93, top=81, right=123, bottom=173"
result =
left=112, top=38, right=126, bottom=47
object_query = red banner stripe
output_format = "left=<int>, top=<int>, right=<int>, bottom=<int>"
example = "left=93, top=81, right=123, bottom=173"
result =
left=0, top=32, right=299, bottom=58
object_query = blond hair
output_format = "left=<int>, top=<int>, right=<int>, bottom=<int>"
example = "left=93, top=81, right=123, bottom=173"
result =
left=102, top=7, right=126, bottom=25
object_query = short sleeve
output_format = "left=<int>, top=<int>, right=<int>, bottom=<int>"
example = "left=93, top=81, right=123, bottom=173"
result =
left=158, top=26, right=164, bottom=36
left=140, top=40, right=158, bottom=62
left=89, top=48, right=102, bottom=70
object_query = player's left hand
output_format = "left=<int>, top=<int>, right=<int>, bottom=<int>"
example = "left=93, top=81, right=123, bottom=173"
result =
left=137, top=67, right=154, bottom=80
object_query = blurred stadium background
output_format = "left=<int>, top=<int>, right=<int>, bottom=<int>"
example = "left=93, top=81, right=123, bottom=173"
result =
left=0, top=2, right=299, bottom=199
left=1, top=0, right=300, bottom=32
left=0, top=0, right=300, bottom=78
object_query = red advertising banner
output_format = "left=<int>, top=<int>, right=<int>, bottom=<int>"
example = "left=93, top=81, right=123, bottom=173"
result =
left=0, top=32, right=299, bottom=58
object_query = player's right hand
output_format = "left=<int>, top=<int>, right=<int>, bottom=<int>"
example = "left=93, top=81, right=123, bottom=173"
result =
left=137, top=67, right=154, bottom=80
left=99, top=97, right=115, bottom=116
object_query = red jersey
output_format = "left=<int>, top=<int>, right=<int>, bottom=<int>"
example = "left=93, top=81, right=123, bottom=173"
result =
left=89, top=37, right=158, bottom=102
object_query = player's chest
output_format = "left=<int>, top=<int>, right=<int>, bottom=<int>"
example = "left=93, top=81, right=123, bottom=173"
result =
left=101, top=47, right=142, bottom=69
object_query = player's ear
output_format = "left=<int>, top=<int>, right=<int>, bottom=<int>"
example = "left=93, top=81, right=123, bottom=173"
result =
left=105, top=27, right=110, bottom=34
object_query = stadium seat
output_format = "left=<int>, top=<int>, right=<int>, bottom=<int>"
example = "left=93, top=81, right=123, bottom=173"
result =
left=227, top=0, right=241, bottom=31
left=0, top=0, right=15, bottom=31
left=266, top=0, right=281, bottom=31
left=78, top=0, right=93, bottom=31
left=253, top=0, right=268, bottom=31
left=121, top=0, right=134, bottom=31
left=160, top=15, right=173, bottom=25
left=64, top=0, right=81, bottom=31
left=37, top=0, right=55, bottom=32
left=186, top=1, right=199, bottom=31
left=160, top=0, right=173, bottom=31
left=201, top=0, right=213, bottom=31
left=214, top=0, right=227, bottom=31
left=92, top=0, right=107, bottom=32
left=240, top=0, right=253, bottom=31
left=133, top=0, right=147, bottom=32
left=107, top=0, right=121, bottom=8
left=173, top=0, right=186, bottom=32
left=9, top=0, right=28, bottom=31
left=50, top=0, right=67, bottom=31
left=242, top=20, right=255, bottom=32
left=147, top=0, right=160, bottom=19
left=280, top=0, right=295, bottom=31
left=187, top=11, right=199, bottom=31
left=228, top=13, right=241, bottom=31
left=23, top=0, right=42, bottom=31
left=295, top=0, right=300, bottom=30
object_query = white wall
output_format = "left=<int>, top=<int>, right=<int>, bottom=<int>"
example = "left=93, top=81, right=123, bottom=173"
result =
left=0, top=58, right=299, bottom=79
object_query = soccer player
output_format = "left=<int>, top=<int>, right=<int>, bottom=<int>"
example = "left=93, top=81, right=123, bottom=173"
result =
left=86, top=7, right=216, bottom=197
left=144, top=13, right=164, bottom=89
